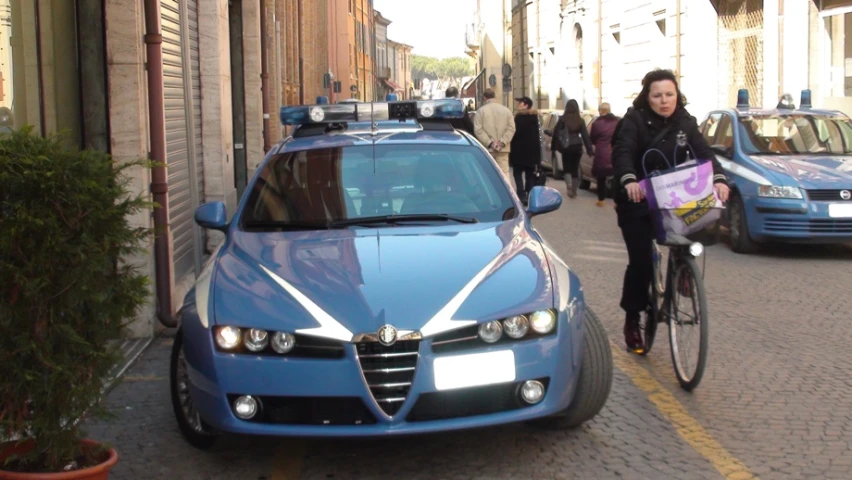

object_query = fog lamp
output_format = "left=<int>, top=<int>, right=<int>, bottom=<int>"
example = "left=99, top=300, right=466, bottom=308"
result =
left=233, top=395, right=258, bottom=419
left=503, top=315, right=530, bottom=339
left=520, top=380, right=545, bottom=404
left=271, top=332, right=296, bottom=354
left=244, top=329, right=269, bottom=352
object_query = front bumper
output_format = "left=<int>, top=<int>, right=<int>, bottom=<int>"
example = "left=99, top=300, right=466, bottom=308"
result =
left=182, top=310, right=582, bottom=437
left=744, top=196, right=852, bottom=243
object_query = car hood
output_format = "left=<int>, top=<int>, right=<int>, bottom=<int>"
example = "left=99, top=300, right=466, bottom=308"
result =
left=211, top=219, right=554, bottom=340
left=750, top=155, right=852, bottom=189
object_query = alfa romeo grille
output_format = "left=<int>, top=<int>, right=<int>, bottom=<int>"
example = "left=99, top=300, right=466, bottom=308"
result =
left=356, top=340, right=420, bottom=416
left=807, top=190, right=851, bottom=202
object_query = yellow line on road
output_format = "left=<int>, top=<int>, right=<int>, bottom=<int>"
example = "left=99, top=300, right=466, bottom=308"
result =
left=610, top=341, right=758, bottom=480
left=271, top=439, right=305, bottom=480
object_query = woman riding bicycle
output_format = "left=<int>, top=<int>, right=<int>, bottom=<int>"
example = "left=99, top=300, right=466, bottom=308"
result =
left=612, top=69, right=730, bottom=354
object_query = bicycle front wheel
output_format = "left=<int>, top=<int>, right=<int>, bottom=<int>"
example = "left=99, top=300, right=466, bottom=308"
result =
left=668, top=256, right=709, bottom=391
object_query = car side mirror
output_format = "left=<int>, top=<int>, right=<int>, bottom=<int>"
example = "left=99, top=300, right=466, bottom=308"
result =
left=526, top=186, right=562, bottom=216
left=194, top=201, right=228, bottom=232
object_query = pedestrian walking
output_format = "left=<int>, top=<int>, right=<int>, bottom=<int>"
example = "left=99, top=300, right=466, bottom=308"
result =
left=589, top=102, right=619, bottom=207
left=508, top=96, right=542, bottom=205
left=473, top=88, right=516, bottom=177
left=445, top=86, right=475, bottom=135
left=612, top=68, right=730, bottom=354
left=552, top=99, right=593, bottom=199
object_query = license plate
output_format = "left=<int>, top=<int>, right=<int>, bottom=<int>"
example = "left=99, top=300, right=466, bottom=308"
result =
left=433, top=350, right=516, bottom=391
left=828, top=203, right=852, bottom=218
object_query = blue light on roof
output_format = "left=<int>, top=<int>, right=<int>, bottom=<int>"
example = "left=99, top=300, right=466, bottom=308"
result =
left=736, top=89, right=750, bottom=110
left=800, top=89, right=812, bottom=109
left=279, top=99, right=466, bottom=126
left=386, top=94, right=399, bottom=101
left=316, top=96, right=329, bottom=105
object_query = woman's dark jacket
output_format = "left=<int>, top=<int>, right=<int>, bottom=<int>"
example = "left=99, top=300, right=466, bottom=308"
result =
left=509, top=109, right=543, bottom=168
left=589, top=113, right=619, bottom=177
left=611, top=106, right=728, bottom=218
left=551, top=116, right=594, bottom=155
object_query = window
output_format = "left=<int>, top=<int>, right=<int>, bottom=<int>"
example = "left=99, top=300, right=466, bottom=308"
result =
left=737, top=114, right=852, bottom=155
left=240, top=144, right=515, bottom=227
left=0, top=1, right=87, bottom=147
left=702, top=113, right=723, bottom=146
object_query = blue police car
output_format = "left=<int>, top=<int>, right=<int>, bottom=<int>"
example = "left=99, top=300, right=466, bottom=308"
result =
left=699, top=89, right=852, bottom=253
left=169, top=96, right=613, bottom=448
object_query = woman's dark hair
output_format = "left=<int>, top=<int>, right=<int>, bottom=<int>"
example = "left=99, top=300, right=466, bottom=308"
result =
left=561, top=99, right=584, bottom=132
left=632, top=69, right=687, bottom=110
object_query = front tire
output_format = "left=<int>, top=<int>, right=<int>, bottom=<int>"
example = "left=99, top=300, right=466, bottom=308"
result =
left=728, top=193, right=758, bottom=254
left=170, top=329, right=218, bottom=450
left=528, top=306, right=613, bottom=429
left=668, top=258, right=709, bottom=391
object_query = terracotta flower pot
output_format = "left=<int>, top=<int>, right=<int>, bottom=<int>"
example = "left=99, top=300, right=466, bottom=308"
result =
left=0, top=439, right=118, bottom=480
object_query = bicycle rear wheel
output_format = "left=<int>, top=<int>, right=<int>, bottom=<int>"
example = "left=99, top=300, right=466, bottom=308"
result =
left=641, top=241, right=666, bottom=355
left=668, top=256, right=709, bottom=391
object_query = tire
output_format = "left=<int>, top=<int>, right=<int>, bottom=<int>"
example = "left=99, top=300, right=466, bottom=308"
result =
left=642, top=242, right=666, bottom=355
left=668, top=258, right=709, bottom=392
left=528, top=306, right=613, bottom=429
left=728, top=193, right=759, bottom=254
left=170, top=329, right=218, bottom=450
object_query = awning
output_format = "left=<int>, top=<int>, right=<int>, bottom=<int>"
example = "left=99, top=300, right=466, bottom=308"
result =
left=462, top=68, right=485, bottom=97
left=381, top=78, right=404, bottom=92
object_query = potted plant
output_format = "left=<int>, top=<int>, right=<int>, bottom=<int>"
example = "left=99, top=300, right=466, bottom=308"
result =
left=0, top=128, right=153, bottom=479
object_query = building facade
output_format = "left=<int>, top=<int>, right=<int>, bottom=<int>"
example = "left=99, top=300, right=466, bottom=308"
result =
left=328, top=0, right=375, bottom=101
left=387, top=39, right=413, bottom=99
left=465, top=0, right=514, bottom=106
left=374, top=10, right=398, bottom=98
left=503, top=0, right=852, bottom=121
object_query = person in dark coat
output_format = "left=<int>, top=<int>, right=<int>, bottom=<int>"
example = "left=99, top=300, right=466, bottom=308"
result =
left=612, top=68, right=730, bottom=354
left=445, top=86, right=475, bottom=136
left=552, top=99, right=594, bottom=199
left=508, top=96, right=542, bottom=204
left=589, top=102, right=619, bottom=206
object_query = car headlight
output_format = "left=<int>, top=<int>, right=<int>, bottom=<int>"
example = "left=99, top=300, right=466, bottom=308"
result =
left=215, top=326, right=242, bottom=350
left=478, top=320, right=503, bottom=343
left=271, top=332, right=296, bottom=354
left=502, top=315, right=530, bottom=339
left=244, top=329, right=269, bottom=352
left=529, top=310, right=557, bottom=334
left=758, top=185, right=802, bottom=199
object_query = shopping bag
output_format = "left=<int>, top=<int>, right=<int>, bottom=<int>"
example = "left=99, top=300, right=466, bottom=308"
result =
left=638, top=147, right=724, bottom=243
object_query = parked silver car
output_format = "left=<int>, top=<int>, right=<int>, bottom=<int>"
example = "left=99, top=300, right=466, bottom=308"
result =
left=541, top=110, right=599, bottom=190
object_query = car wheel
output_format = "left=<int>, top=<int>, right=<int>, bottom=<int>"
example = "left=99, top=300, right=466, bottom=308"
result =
left=170, top=329, right=218, bottom=450
left=527, top=306, right=613, bottom=429
left=728, top=193, right=759, bottom=254
left=579, top=178, right=591, bottom=190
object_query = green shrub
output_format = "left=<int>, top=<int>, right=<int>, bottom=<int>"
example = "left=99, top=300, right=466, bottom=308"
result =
left=0, top=128, right=153, bottom=472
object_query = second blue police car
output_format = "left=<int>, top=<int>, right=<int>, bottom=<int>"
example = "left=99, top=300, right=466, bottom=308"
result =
left=700, top=89, right=852, bottom=253
left=169, top=96, right=613, bottom=448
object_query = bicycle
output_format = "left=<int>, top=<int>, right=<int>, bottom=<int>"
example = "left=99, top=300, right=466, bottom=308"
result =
left=639, top=233, right=710, bottom=392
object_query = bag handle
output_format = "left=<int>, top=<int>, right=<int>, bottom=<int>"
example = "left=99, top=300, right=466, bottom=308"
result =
left=641, top=148, right=672, bottom=176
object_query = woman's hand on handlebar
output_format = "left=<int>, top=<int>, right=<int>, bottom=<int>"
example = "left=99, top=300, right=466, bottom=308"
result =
left=626, top=183, right=644, bottom=203
left=714, top=183, right=730, bottom=203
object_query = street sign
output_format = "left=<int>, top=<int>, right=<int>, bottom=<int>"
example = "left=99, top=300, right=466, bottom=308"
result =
left=502, top=63, right=512, bottom=77
left=489, top=74, right=497, bottom=88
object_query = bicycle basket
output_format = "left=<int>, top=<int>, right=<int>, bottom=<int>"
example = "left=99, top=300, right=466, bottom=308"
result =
left=648, top=206, right=723, bottom=247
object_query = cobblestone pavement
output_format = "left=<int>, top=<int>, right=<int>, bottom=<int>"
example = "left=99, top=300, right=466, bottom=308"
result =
left=86, top=177, right=852, bottom=480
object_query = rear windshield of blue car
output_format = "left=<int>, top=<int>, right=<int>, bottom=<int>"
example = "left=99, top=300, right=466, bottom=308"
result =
left=239, top=144, right=516, bottom=228
left=736, top=114, right=852, bottom=155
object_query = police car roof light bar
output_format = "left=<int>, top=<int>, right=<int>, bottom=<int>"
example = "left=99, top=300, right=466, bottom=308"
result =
left=736, top=89, right=750, bottom=110
left=800, top=89, right=812, bottom=109
left=280, top=99, right=465, bottom=126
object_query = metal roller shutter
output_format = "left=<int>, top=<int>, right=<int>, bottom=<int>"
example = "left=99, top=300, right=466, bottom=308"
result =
left=161, top=0, right=203, bottom=282
left=187, top=0, right=206, bottom=263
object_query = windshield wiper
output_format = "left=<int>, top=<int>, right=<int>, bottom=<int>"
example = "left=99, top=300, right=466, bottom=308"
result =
left=242, top=220, right=340, bottom=230
left=331, top=214, right=478, bottom=227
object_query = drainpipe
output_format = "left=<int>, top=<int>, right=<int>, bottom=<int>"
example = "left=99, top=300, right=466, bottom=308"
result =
left=260, top=0, right=272, bottom=152
left=675, top=0, right=681, bottom=82
left=143, top=0, right=176, bottom=327
left=597, top=0, right=602, bottom=105
left=297, top=0, right=305, bottom=104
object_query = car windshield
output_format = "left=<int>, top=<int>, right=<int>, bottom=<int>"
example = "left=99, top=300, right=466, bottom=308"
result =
left=738, top=113, right=852, bottom=155
left=240, top=144, right=515, bottom=229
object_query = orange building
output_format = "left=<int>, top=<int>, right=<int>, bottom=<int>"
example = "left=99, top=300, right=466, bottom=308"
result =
left=328, top=0, right=375, bottom=102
